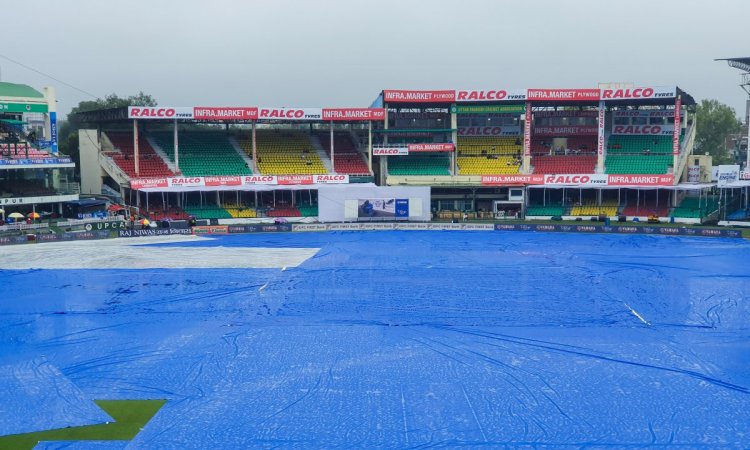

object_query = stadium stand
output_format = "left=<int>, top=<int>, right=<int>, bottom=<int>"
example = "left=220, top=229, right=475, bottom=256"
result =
left=106, top=132, right=175, bottom=178
left=605, top=135, right=674, bottom=174
left=253, top=130, right=327, bottom=175
left=0, top=143, right=54, bottom=160
left=526, top=204, right=566, bottom=216
left=570, top=200, right=619, bottom=216
left=182, top=204, right=233, bottom=219
left=145, top=205, right=190, bottom=221
left=620, top=199, right=670, bottom=217
left=150, top=131, right=251, bottom=177
left=388, top=155, right=451, bottom=176
left=224, top=204, right=259, bottom=219
left=0, top=179, right=56, bottom=197
left=297, top=202, right=318, bottom=217
left=670, top=196, right=718, bottom=219
left=316, top=131, right=370, bottom=175
left=456, top=136, right=521, bottom=175
left=532, top=155, right=597, bottom=174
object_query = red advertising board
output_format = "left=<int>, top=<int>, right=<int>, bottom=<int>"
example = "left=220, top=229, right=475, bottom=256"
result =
left=193, top=107, right=258, bottom=120
left=277, top=175, right=314, bottom=185
left=258, top=108, right=322, bottom=120
left=523, top=102, right=532, bottom=157
left=607, top=174, right=674, bottom=186
left=533, top=126, right=598, bottom=136
left=204, top=176, right=242, bottom=186
left=383, top=90, right=456, bottom=103
left=527, top=89, right=600, bottom=101
left=322, top=108, right=385, bottom=121
left=130, top=178, right=169, bottom=189
left=407, top=143, right=455, bottom=152
left=455, top=89, right=527, bottom=102
left=481, top=174, right=544, bottom=185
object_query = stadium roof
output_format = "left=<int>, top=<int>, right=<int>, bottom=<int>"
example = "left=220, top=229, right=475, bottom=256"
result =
left=716, top=57, right=750, bottom=72
left=0, top=82, right=44, bottom=99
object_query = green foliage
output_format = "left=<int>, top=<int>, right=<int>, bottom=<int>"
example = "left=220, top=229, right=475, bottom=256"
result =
left=695, top=99, right=742, bottom=164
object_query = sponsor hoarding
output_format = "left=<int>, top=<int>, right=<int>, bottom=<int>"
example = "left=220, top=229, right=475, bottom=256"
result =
left=455, top=89, right=527, bottom=102
left=193, top=107, right=258, bottom=120
left=322, top=108, right=385, bottom=121
left=481, top=174, right=544, bottom=185
left=128, top=107, right=194, bottom=119
left=543, top=174, right=608, bottom=186
left=383, top=90, right=456, bottom=103
left=258, top=107, right=322, bottom=120
left=533, top=126, right=598, bottom=136
left=527, top=89, right=600, bottom=101
left=407, top=143, right=454, bottom=152
left=600, top=86, right=676, bottom=100
left=607, top=174, right=674, bottom=186
left=457, top=126, right=522, bottom=136
left=611, top=125, right=674, bottom=135
left=373, top=147, right=409, bottom=156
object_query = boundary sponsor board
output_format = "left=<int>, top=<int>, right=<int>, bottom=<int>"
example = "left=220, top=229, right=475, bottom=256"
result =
left=494, top=223, right=741, bottom=238
left=383, top=90, right=456, bottom=103
left=193, top=225, right=229, bottom=235
left=118, top=228, right=192, bottom=238
left=227, top=224, right=292, bottom=233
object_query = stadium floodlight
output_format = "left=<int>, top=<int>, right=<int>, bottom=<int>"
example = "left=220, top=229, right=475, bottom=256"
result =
left=716, top=57, right=750, bottom=168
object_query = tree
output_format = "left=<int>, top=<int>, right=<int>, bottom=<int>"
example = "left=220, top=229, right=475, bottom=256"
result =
left=695, top=99, right=742, bottom=165
left=59, top=92, right=157, bottom=169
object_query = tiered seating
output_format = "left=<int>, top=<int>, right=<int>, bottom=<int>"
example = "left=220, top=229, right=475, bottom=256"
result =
left=606, top=136, right=674, bottom=174
left=297, top=203, right=318, bottom=217
left=670, top=196, right=718, bottom=219
left=0, top=143, right=53, bottom=159
left=388, top=156, right=451, bottom=176
left=621, top=199, right=670, bottom=217
left=266, top=207, right=301, bottom=217
left=106, top=132, right=175, bottom=178
left=316, top=132, right=370, bottom=175
left=151, top=132, right=251, bottom=177
left=456, top=136, right=521, bottom=175
left=182, top=205, right=233, bottom=219
left=145, top=205, right=190, bottom=221
left=224, top=204, right=258, bottom=218
left=253, top=130, right=327, bottom=175
left=570, top=200, right=619, bottom=216
left=532, top=155, right=597, bottom=174
left=728, top=208, right=750, bottom=220
left=531, top=137, right=596, bottom=156
left=526, top=205, right=566, bottom=216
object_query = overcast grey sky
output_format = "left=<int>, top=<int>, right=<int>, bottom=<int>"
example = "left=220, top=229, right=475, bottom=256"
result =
left=2, top=0, right=749, bottom=118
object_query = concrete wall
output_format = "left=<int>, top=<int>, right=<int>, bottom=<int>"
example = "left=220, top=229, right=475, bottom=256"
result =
left=79, top=129, right=103, bottom=195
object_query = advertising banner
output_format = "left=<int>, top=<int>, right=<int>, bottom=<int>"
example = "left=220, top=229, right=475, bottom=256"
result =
left=128, top=107, right=194, bottom=119
left=395, top=199, right=409, bottom=218
left=600, top=86, right=676, bottom=100
left=258, top=107, right=322, bottom=120
left=481, top=174, right=544, bottom=185
left=527, top=89, right=600, bottom=101
left=130, top=175, right=350, bottom=189
left=49, top=112, right=58, bottom=153
left=322, top=108, right=386, bottom=121
left=597, top=102, right=605, bottom=157
left=454, top=104, right=525, bottom=114
left=543, top=174, right=608, bottom=186
left=607, top=174, right=674, bottom=186
left=457, top=126, right=522, bottom=136
left=314, top=174, right=349, bottom=184
left=716, top=165, right=740, bottom=186
left=611, top=125, right=674, bottom=135
left=193, top=107, right=258, bottom=120
left=204, top=176, right=243, bottom=187
left=407, top=143, right=454, bottom=152
left=523, top=102, right=532, bottom=157
left=277, top=175, right=314, bottom=185
left=687, top=166, right=700, bottom=183
left=383, top=90, right=456, bottom=103
left=612, top=110, right=684, bottom=118
left=455, top=89, right=527, bottom=102
left=358, top=199, right=397, bottom=218
left=373, top=147, right=409, bottom=156
left=494, top=223, right=740, bottom=238
left=673, top=97, right=682, bottom=155
left=0, top=102, right=48, bottom=113
left=533, top=126, right=598, bottom=136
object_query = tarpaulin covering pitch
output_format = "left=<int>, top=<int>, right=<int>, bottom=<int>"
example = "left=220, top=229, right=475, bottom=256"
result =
left=0, top=231, right=749, bottom=448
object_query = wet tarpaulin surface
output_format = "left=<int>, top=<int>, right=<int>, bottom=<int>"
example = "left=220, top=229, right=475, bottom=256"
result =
left=0, top=231, right=749, bottom=448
